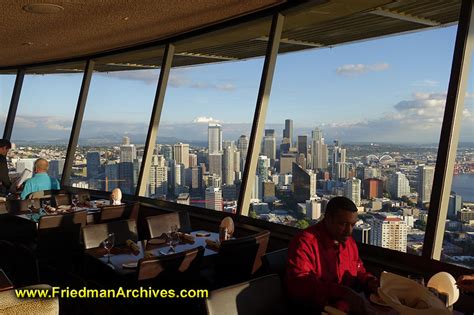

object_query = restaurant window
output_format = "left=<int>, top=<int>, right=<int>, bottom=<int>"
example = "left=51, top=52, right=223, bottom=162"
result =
left=139, top=18, right=272, bottom=213
left=0, top=73, right=15, bottom=134
left=245, top=15, right=457, bottom=256
left=68, top=49, right=162, bottom=194
left=441, top=58, right=474, bottom=269
left=10, top=64, right=85, bottom=181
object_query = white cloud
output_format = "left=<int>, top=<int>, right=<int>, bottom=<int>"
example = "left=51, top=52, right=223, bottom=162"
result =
left=192, top=116, right=222, bottom=124
left=336, top=63, right=390, bottom=75
left=412, top=79, right=439, bottom=87
left=99, top=69, right=160, bottom=84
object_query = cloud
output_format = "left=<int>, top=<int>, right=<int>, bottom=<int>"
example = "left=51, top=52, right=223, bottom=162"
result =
left=98, top=69, right=160, bottom=84
left=336, top=63, right=390, bottom=76
left=192, top=116, right=223, bottom=124
left=412, top=79, right=439, bottom=87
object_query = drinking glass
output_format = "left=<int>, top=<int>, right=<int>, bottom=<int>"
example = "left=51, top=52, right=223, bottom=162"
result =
left=71, top=195, right=79, bottom=211
left=103, top=233, right=115, bottom=265
left=167, top=225, right=178, bottom=253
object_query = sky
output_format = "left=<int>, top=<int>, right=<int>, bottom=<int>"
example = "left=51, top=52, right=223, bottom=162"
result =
left=1, top=24, right=473, bottom=144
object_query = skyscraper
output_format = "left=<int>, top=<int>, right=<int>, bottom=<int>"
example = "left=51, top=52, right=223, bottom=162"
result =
left=262, top=131, right=276, bottom=161
left=370, top=213, right=408, bottom=253
left=363, top=178, right=383, bottom=199
left=344, top=178, right=361, bottom=206
left=149, top=155, right=167, bottom=197
left=205, top=186, right=222, bottom=211
left=448, top=193, right=462, bottom=219
left=297, top=135, right=308, bottom=158
left=120, top=142, right=136, bottom=163
left=173, top=143, right=190, bottom=168
left=237, top=135, right=249, bottom=160
left=389, top=172, right=411, bottom=199
left=311, top=138, right=328, bottom=170
left=222, top=145, right=235, bottom=185
left=48, top=159, right=65, bottom=180
left=283, top=119, right=293, bottom=146
left=86, top=152, right=101, bottom=189
left=292, top=163, right=317, bottom=203
left=208, top=123, right=222, bottom=154
left=417, top=164, right=434, bottom=205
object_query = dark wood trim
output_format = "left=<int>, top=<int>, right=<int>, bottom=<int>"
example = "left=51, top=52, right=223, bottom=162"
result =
left=3, top=69, right=25, bottom=140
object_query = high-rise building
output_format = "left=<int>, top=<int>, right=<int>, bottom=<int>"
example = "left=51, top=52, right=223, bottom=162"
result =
left=173, top=143, right=189, bottom=168
left=344, top=178, right=361, bottom=206
left=237, top=135, right=249, bottom=160
left=160, top=144, right=173, bottom=161
left=283, top=119, right=293, bottom=146
left=120, top=142, right=136, bottom=163
left=173, top=163, right=185, bottom=196
left=205, top=186, right=222, bottom=211
left=149, top=155, right=167, bottom=197
left=448, top=193, right=462, bottom=219
left=119, top=161, right=134, bottom=194
left=190, top=165, right=203, bottom=196
left=257, top=155, right=270, bottom=178
left=189, top=153, right=198, bottom=168
left=312, top=128, right=322, bottom=142
left=364, top=167, right=381, bottom=180
left=332, top=141, right=346, bottom=175
left=104, top=163, right=120, bottom=191
left=280, top=138, right=291, bottom=156
left=389, top=172, right=411, bottom=199
left=305, top=198, right=322, bottom=220
left=417, top=165, right=434, bottom=205
left=122, top=135, right=130, bottom=145
left=370, top=213, right=407, bottom=252
left=363, top=178, right=383, bottom=199
left=208, top=153, right=222, bottom=178
left=292, top=163, right=317, bottom=203
left=233, top=150, right=241, bottom=174
left=297, top=135, right=308, bottom=158
left=353, top=223, right=371, bottom=244
left=265, top=129, right=275, bottom=137
left=280, top=153, right=297, bottom=174
left=86, top=152, right=101, bottom=179
left=208, top=123, right=223, bottom=154
left=48, top=159, right=65, bottom=180
left=262, top=132, right=276, bottom=161
left=223, top=146, right=235, bottom=185
left=311, top=138, right=328, bottom=171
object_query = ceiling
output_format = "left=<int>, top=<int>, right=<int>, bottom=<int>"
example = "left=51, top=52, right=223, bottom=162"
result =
left=0, top=0, right=461, bottom=73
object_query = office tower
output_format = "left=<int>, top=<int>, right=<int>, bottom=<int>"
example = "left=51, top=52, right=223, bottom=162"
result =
left=344, top=178, right=361, bottom=206
left=223, top=146, right=235, bottom=185
left=335, top=162, right=350, bottom=180
left=292, top=163, right=317, bottom=203
left=297, top=135, right=308, bottom=158
left=222, top=185, right=237, bottom=201
left=189, top=153, right=198, bottom=168
left=311, top=137, right=328, bottom=171
left=283, top=119, right=293, bottom=146
left=237, top=135, right=249, bottom=160
left=120, top=141, right=136, bottom=163
left=297, top=153, right=306, bottom=170
left=262, top=181, right=276, bottom=202
left=205, top=186, right=222, bottom=211
left=149, top=155, right=167, bottom=197
left=306, top=198, right=322, bottom=220
left=208, top=123, right=222, bottom=154
left=332, top=141, right=346, bottom=174
left=363, top=178, right=383, bottom=199
left=364, top=167, right=381, bottom=180
left=208, top=153, right=222, bottom=178
left=262, top=132, right=276, bottom=161
left=104, top=163, right=120, bottom=191
left=48, top=159, right=65, bottom=180
left=265, top=129, right=275, bottom=137
left=257, top=155, right=270, bottom=178
left=86, top=152, right=101, bottom=180
left=160, top=144, right=173, bottom=161
left=280, top=138, right=291, bottom=156
left=417, top=165, right=434, bottom=205
left=191, top=165, right=203, bottom=196
left=173, top=142, right=189, bottom=168
left=370, top=213, right=407, bottom=253
left=251, top=175, right=262, bottom=200
left=448, top=193, right=462, bottom=219
left=280, top=153, right=297, bottom=174
left=173, top=163, right=185, bottom=195
left=233, top=150, right=241, bottom=173
left=312, top=128, right=322, bottom=142
left=122, top=136, right=130, bottom=145
left=389, top=172, right=411, bottom=199
left=353, top=224, right=371, bottom=244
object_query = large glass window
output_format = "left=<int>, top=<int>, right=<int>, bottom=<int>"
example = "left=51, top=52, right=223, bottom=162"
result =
left=69, top=50, right=163, bottom=194
left=0, top=73, right=16, bottom=136
left=246, top=20, right=457, bottom=255
left=140, top=18, right=271, bottom=213
left=10, top=66, right=84, bottom=181
left=441, top=59, right=474, bottom=269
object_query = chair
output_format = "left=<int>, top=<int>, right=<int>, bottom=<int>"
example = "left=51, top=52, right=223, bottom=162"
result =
left=53, top=193, right=71, bottom=207
left=146, top=211, right=191, bottom=239
left=262, top=248, right=288, bottom=280
left=205, top=274, right=288, bottom=315
left=97, top=202, right=139, bottom=223
left=27, top=189, right=61, bottom=200
left=137, top=246, right=204, bottom=285
left=0, top=284, right=59, bottom=315
left=82, top=219, right=138, bottom=249
left=210, top=230, right=271, bottom=287
left=6, top=199, right=40, bottom=214
left=38, top=210, right=87, bottom=230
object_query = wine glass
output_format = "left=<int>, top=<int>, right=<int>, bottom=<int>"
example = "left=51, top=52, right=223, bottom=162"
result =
left=167, top=224, right=178, bottom=253
left=103, top=233, right=115, bottom=266
left=71, top=194, right=79, bottom=211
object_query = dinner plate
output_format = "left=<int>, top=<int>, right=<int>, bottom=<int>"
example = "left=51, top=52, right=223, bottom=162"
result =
left=195, top=232, right=211, bottom=237
left=122, top=262, right=138, bottom=269
left=369, top=293, right=389, bottom=307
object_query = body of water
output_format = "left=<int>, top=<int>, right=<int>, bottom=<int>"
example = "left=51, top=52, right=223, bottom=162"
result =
left=452, top=173, right=474, bottom=202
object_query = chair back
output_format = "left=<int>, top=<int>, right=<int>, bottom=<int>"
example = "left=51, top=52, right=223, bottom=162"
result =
left=205, top=274, right=288, bottom=315
left=215, top=230, right=270, bottom=285
left=262, top=248, right=288, bottom=280
left=82, top=219, right=138, bottom=249
left=38, top=210, right=87, bottom=230
left=137, top=246, right=204, bottom=283
left=146, top=211, right=191, bottom=238
left=97, top=202, right=139, bottom=223
left=6, top=199, right=40, bottom=214
left=53, top=194, right=71, bottom=207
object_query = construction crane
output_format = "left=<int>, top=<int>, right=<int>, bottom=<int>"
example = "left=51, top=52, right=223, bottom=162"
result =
left=98, top=177, right=126, bottom=191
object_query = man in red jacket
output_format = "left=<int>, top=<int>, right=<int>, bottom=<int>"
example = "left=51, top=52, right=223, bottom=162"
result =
left=286, top=196, right=378, bottom=314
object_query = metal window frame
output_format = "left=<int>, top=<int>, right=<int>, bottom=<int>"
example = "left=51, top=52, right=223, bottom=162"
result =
left=136, top=44, right=175, bottom=197
left=3, top=69, right=25, bottom=140
left=423, top=0, right=474, bottom=260
left=61, top=60, right=95, bottom=186
left=238, top=13, right=284, bottom=216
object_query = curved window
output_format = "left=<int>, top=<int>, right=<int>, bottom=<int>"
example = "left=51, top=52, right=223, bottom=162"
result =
left=0, top=74, right=16, bottom=136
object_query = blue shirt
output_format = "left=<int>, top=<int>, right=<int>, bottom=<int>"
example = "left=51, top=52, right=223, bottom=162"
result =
left=20, top=173, right=60, bottom=199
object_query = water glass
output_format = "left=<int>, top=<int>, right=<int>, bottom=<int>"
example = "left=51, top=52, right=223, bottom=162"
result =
left=103, top=233, right=115, bottom=265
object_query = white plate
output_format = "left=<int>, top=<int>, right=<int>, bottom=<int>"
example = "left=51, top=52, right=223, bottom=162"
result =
left=369, top=293, right=389, bottom=307
left=195, top=232, right=211, bottom=237
left=122, top=262, right=138, bottom=269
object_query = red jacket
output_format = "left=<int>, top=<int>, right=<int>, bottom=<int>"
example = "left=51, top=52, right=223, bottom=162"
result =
left=286, top=222, right=373, bottom=309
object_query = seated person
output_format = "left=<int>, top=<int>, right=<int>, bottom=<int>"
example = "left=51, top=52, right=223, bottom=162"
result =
left=457, top=274, right=474, bottom=293
left=0, top=139, right=12, bottom=194
left=286, top=196, right=378, bottom=314
left=20, top=158, right=60, bottom=200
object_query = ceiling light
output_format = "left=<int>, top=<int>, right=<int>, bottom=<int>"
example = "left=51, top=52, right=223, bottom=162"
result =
left=23, top=3, right=64, bottom=14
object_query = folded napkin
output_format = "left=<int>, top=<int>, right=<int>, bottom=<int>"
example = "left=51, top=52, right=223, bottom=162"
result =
left=126, top=239, right=140, bottom=256
left=205, top=239, right=220, bottom=250
left=178, top=232, right=195, bottom=243
left=378, top=272, right=450, bottom=315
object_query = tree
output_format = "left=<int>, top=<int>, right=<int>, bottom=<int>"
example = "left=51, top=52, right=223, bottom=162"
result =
left=295, top=219, right=310, bottom=229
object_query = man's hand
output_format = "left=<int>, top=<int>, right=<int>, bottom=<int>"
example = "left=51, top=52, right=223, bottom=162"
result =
left=457, top=274, right=474, bottom=293
left=339, top=286, right=377, bottom=315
